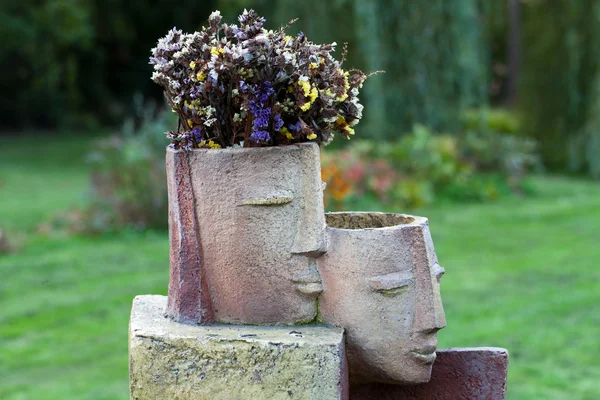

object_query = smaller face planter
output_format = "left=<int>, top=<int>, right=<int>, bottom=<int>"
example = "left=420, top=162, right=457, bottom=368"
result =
left=317, top=212, right=446, bottom=384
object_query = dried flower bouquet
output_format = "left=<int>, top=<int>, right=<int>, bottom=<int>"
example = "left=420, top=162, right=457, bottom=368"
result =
left=150, top=9, right=374, bottom=149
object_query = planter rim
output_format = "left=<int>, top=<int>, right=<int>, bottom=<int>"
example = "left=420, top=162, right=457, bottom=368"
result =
left=325, top=211, right=428, bottom=231
left=166, top=142, right=319, bottom=154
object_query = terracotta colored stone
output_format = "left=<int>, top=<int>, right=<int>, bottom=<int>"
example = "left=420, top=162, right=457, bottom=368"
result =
left=166, top=150, right=214, bottom=324
left=350, top=347, right=509, bottom=400
left=317, top=212, right=446, bottom=384
left=130, top=295, right=348, bottom=400
left=166, top=143, right=326, bottom=325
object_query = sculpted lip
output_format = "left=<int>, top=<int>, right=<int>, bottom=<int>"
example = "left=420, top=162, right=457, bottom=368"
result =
left=411, top=345, right=437, bottom=364
left=292, top=272, right=323, bottom=295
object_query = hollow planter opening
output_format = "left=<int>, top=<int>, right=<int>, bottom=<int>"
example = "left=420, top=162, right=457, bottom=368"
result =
left=325, top=212, right=415, bottom=229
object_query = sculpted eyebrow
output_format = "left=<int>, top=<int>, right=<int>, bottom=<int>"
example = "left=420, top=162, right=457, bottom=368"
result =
left=369, top=272, right=414, bottom=291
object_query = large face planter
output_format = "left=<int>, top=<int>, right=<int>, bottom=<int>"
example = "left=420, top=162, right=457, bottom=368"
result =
left=166, top=143, right=326, bottom=325
left=317, top=212, right=446, bottom=384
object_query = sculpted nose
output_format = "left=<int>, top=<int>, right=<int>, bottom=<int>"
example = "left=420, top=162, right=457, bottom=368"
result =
left=432, top=265, right=446, bottom=331
left=414, top=294, right=445, bottom=334
left=433, top=296, right=446, bottom=331
left=290, top=147, right=327, bottom=256
left=412, top=228, right=446, bottom=334
left=415, top=271, right=446, bottom=333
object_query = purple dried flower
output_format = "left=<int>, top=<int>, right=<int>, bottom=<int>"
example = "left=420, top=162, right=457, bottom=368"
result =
left=252, top=106, right=271, bottom=130
left=254, top=114, right=270, bottom=129
left=289, top=121, right=302, bottom=132
left=248, top=99, right=260, bottom=114
left=192, top=128, right=203, bottom=141
left=248, top=81, right=276, bottom=142
left=259, top=84, right=275, bottom=104
left=232, top=27, right=247, bottom=41
left=149, top=56, right=168, bottom=65
left=238, top=9, right=250, bottom=24
left=273, top=114, right=284, bottom=131
left=250, top=130, right=270, bottom=142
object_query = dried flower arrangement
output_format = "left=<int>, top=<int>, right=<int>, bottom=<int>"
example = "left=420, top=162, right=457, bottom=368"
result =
left=150, top=9, right=375, bottom=149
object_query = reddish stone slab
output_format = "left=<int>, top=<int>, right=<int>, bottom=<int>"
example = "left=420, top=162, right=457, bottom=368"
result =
left=350, top=347, right=509, bottom=400
left=165, top=149, right=214, bottom=324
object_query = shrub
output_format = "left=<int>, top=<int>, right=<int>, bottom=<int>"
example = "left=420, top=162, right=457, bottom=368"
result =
left=461, top=108, right=521, bottom=135
left=75, top=99, right=172, bottom=234
left=321, top=122, right=540, bottom=209
left=321, top=142, right=400, bottom=209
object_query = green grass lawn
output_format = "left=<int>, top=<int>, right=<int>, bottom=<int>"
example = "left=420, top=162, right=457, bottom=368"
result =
left=1, top=134, right=599, bottom=399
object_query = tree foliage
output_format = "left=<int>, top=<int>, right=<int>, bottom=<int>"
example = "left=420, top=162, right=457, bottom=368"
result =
left=0, top=0, right=217, bottom=130
left=265, top=0, right=490, bottom=140
left=520, top=0, right=600, bottom=176
left=1, top=0, right=490, bottom=138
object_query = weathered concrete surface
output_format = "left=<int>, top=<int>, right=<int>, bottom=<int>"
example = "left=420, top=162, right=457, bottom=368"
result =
left=318, top=212, right=446, bottom=384
left=166, top=143, right=326, bottom=325
left=350, top=348, right=509, bottom=400
left=129, top=295, right=348, bottom=400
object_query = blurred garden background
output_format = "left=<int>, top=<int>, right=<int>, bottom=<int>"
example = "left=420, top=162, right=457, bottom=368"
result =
left=1, top=0, right=599, bottom=399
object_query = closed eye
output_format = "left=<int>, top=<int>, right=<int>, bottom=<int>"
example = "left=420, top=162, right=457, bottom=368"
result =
left=240, top=190, right=294, bottom=206
left=369, top=272, right=414, bottom=296
left=376, top=286, right=411, bottom=297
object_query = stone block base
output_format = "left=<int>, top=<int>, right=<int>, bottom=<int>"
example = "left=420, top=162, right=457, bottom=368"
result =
left=350, top=347, right=509, bottom=400
left=129, top=295, right=348, bottom=400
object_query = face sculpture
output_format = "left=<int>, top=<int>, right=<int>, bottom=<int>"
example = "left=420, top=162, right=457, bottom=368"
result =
left=317, top=212, right=446, bottom=384
left=166, top=143, right=326, bottom=325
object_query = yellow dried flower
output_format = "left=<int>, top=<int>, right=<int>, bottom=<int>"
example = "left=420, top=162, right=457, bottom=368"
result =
left=199, top=140, right=222, bottom=149
left=280, top=127, right=294, bottom=140
left=210, top=46, right=225, bottom=57
left=337, top=92, right=349, bottom=102
left=307, top=133, right=317, bottom=140
left=196, top=71, right=207, bottom=82
left=298, top=80, right=311, bottom=96
left=309, top=87, right=318, bottom=103
left=189, top=61, right=196, bottom=70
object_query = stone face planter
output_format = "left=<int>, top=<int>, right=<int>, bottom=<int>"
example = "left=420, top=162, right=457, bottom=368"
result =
left=166, top=143, right=326, bottom=325
left=317, top=212, right=446, bottom=385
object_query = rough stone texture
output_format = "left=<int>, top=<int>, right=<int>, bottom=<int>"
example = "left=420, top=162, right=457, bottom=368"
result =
left=166, top=143, right=326, bottom=325
left=350, top=348, right=509, bottom=400
left=130, top=295, right=348, bottom=400
left=325, top=213, right=415, bottom=229
left=318, top=212, right=446, bottom=384
left=166, top=150, right=214, bottom=324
